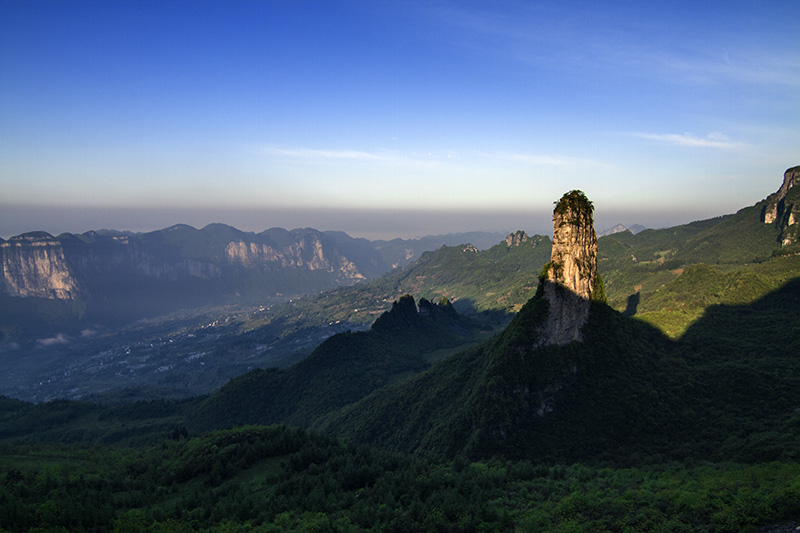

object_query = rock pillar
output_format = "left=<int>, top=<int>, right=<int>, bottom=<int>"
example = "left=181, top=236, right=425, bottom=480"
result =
left=540, top=190, right=600, bottom=345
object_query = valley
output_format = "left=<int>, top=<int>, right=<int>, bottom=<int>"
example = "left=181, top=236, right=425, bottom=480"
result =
left=0, top=230, right=507, bottom=402
left=0, top=303, right=369, bottom=403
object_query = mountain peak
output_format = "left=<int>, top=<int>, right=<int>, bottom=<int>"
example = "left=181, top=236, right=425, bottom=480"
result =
left=598, top=223, right=628, bottom=237
left=777, top=165, right=799, bottom=198
left=505, top=230, right=529, bottom=247
left=539, top=190, right=601, bottom=346
left=762, top=165, right=800, bottom=246
left=370, top=294, right=462, bottom=333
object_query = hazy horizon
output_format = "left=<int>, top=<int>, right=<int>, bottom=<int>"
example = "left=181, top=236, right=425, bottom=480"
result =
left=2, top=1, right=797, bottom=240
left=0, top=202, right=740, bottom=242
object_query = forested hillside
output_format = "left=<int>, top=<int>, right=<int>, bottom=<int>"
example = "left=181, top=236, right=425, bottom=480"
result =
left=598, top=168, right=800, bottom=335
left=190, top=295, right=481, bottom=430
left=3, top=424, right=800, bottom=532
left=316, top=279, right=800, bottom=464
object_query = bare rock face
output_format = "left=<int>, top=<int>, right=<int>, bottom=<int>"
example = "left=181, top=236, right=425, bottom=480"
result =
left=224, top=233, right=365, bottom=283
left=762, top=166, right=799, bottom=247
left=504, top=231, right=550, bottom=255
left=0, top=233, right=80, bottom=299
left=539, top=190, right=601, bottom=346
left=505, top=230, right=529, bottom=247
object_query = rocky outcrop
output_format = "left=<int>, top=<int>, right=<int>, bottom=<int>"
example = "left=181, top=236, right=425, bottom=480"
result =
left=0, top=233, right=80, bottom=299
left=225, top=234, right=365, bottom=282
left=762, top=166, right=799, bottom=246
left=506, top=231, right=529, bottom=247
left=539, top=190, right=602, bottom=346
left=505, top=231, right=548, bottom=250
left=371, top=294, right=461, bottom=333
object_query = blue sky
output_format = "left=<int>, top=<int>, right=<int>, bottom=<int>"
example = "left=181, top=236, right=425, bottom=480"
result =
left=1, top=1, right=798, bottom=239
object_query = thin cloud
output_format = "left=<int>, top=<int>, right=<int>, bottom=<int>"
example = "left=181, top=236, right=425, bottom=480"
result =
left=661, top=51, right=800, bottom=88
left=631, top=132, right=745, bottom=149
left=484, top=152, right=612, bottom=169
left=262, top=145, right=615, bottom=178
left=260, top=145, right=462, bottom=169
left=261, top=146, right=382, bottom=161
left=427, top=4, right=800, bottom=89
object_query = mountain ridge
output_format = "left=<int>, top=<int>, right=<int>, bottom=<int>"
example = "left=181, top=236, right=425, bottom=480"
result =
left=0, top=226, right=506, bottom=344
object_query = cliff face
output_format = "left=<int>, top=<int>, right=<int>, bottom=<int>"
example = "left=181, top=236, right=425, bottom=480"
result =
left=762, top=166, right=800, bottom=246
left=224, top=233, right=365, bottom=283
left=539, top=190, right=600, bottom=346
left=62, top=234, right=222, bottom=282
left=0, top=233, right=80, bottom=299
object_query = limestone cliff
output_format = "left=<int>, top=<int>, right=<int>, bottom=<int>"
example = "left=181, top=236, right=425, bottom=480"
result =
left=0, top=233, right=80, bottom=299
left=62, top=233, right=222, bottom=282
left=761, top=166, right=800, bottom=246
left=224, top=233, right=365, bottom=283
left=539, top=190, right=602, bottom=346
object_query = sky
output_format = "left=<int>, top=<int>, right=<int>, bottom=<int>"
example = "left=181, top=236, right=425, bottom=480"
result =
left=1, top=0, right=798, bottom=240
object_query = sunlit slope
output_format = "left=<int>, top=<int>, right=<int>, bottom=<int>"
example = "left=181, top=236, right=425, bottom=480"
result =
left=598, top=194, right=799, bottom=336
left=630, top=256, right=800, bottom=336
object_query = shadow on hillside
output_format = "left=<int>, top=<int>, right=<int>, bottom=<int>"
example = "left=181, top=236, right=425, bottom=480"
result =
left=677, top=276, right=800, bottom=345
left=622, top=291, right=640, bottom=316
left=664, top=276, right=800, bottom=461
left=509, top=279, right=800, bottom=464
left=450, top=297, right=517, bottom=328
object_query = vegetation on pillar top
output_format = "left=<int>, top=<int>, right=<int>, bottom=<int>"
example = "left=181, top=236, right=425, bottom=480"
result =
left=553, top=190, right=594, bottom=221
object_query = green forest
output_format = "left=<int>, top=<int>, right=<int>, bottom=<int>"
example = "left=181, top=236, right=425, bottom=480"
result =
left=2, top=424, right=799, bottom=532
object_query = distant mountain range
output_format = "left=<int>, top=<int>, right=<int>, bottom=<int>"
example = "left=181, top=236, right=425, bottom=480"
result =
left=597, top=223, right=647, bottom=237
left=0, top=225, right=505, bottom=342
